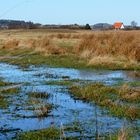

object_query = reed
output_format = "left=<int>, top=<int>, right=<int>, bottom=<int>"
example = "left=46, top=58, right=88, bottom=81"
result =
left=75, top=32, right=140, bottom=68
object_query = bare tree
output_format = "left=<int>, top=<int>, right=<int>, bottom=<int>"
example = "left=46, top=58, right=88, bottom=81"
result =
left=131, top=21, right=137, bottom=28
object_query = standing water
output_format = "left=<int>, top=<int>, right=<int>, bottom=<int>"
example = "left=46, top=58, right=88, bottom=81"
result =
left=0, top=63, right=139, bottom=139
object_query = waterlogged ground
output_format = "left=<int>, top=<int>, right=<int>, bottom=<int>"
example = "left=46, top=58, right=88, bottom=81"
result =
left=0, top=63, right=140, bottom=139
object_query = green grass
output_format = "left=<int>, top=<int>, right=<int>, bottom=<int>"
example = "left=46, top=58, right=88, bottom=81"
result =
left=115, top=81, right=140, bottom=87
left=1, top=46, right=140, bottom=70
left=16, top=127, right=60, bottom=140
left=0, top=95, right=8, bottom=109
left=0, top=87, right=19, bottom=109
left=1, top=48, right=87, bottom=69
left=69, top=83, right=140, bottom=119
left=45, top=79, right=83, bottom=86
left=44, top=55, right=87, bottom=69
left=0, top=87, right=19, bottom=95
left=0, top=80, right=13, bottom=87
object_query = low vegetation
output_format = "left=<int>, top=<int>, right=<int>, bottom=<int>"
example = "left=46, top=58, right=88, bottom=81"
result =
left=0, top=80, right=13, bottom=86
left=69, top=83, right=140, bottom=119
left=0, top=87, right=19, bottom=94
left=27, top=92, right=53, bottom=119
left=28, top=92, right=49, bottom=99
left=0, top=88, right=19, bottom=108
left=0, top=95, right=8, bottom=108
left=16, top=127, right=60, bottom=140
left=45, top=79, right=85, bottom=86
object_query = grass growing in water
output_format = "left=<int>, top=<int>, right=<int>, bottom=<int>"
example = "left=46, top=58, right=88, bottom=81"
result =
left=0, top=87, right=19, bottom=109
left=0, top=87, right=19, bottom=94
left=0, top=81, right=13, bottom=86
left=0, top=95, right=8, bottom=108
left=45, top=79, right=83, bottom=86
left=28, top=92, right=49, bottom=99
left=16, top=127, right=60, bottom=140
left=69, top=83, right=140, bottom=119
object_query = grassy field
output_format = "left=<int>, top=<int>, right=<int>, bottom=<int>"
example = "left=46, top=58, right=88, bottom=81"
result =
left=0, top=29, right=140, bottom=70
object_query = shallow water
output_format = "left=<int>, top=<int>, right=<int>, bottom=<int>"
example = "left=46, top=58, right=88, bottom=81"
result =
left=0, top=63, right=140, bottom=139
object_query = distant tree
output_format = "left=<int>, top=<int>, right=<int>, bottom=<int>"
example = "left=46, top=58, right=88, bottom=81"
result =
left=85, top=24, right=91, bottom=30
left=131, top=21, right=138, bottom=28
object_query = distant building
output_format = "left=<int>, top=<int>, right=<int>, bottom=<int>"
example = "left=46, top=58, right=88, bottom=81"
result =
left=113, top=22, right=124, bottom=30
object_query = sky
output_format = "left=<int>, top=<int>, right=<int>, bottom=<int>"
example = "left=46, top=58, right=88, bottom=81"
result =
left=0, top=0, right=139, bottom=25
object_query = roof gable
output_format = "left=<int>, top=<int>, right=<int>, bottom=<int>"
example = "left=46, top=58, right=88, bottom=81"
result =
left=113, top=22, right=124, bottom=28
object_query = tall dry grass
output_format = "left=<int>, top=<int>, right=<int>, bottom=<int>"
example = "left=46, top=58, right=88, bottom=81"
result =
left=29, top=37, right=67, bottom=55
left=75, top=32, right=140, bottom=62
left=3, top=36, right=67, bottom=55
left=3, top=39, right=19, bottom=49
left=2, top=30, right=140, bottom=69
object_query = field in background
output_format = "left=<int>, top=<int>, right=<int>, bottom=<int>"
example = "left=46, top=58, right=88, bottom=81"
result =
left=0, top=29, right=140, bottom=70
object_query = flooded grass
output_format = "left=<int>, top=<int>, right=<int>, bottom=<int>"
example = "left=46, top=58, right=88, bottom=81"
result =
left=28, top=92, right=49, bottom=99
left=115, top=81, right=140, bottom=87
left=16, top=127, right=60, bottom=140
left=70, top=83, right=140, bottom=119
left=0, top=87, right=20, bottom=109
left=0, top=81, right=13, bottom=86
left=33, top=104, right=53, bottom=118
left=0, top=30, right=140, bottom=139
left=0, top=95, right=8, bottom=108
left=0, top=62, right=139, bottom=139
left=0, top=87, right=19, bottom=94
left=25, top=91, right=54, bottom=119
left=45, top=79, right=83, bottom=86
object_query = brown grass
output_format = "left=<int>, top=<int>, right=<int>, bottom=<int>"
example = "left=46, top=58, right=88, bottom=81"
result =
left=3, top=39, right=19, bottom=49
left=26, top=36, right=67, bottom=55
left=34, top=104, right=52, bottom=118
left=118, top=127, right=127, bottom=140
left=75, top=32, right=140, bottom=64
left=3, top=36, right=67, bottom=56
left=119, top=84, right=140, bottom=101
left=1, top=30, right=140, bottom=69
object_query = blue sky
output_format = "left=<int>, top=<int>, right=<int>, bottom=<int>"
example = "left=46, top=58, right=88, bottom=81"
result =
left=0, top=0, right=139, bottom=25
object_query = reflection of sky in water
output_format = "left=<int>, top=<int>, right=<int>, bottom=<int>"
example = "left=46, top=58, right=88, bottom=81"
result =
left=0, top=63, right=140, bottom=139
left=0, top=63, right=139, bottom=84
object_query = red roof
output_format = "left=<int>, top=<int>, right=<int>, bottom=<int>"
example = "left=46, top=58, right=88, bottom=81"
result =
left=113, top=22, right=123, bottom=29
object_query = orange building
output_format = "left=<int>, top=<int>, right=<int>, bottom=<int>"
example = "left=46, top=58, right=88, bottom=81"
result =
left=113, top=22, right=124, bottom=30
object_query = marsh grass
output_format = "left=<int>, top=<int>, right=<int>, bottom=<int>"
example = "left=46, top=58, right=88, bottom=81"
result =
left=115, top=81, right=140, bottom=87
left=0, top=80, right=13, bottom=86
left=45, top=79, right=83, bottom=86
left=28, top=92, right=49, bottom=99
left=0, top=30, right=140, bottom=70
left=3, top=39, right=19, bottom=49
left=16, top=127, right=60, bottom=140
left=0, top=95, right=8, bottom=108
left=28, top=92, right=53, bottom=119
left=75, top=32, right=140, bottom=69
left=0, top=87, right=19, bottom=94
left=33, top=104, right=53, bottom=118
left=75, top=32, right=140, bottom=61
left=0, top=87, right=19, bottom=109
left=69, top=83, right=140, bottom=119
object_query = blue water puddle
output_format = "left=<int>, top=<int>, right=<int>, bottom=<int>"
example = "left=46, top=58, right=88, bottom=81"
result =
left=0, top=63, right=140, bottom=139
